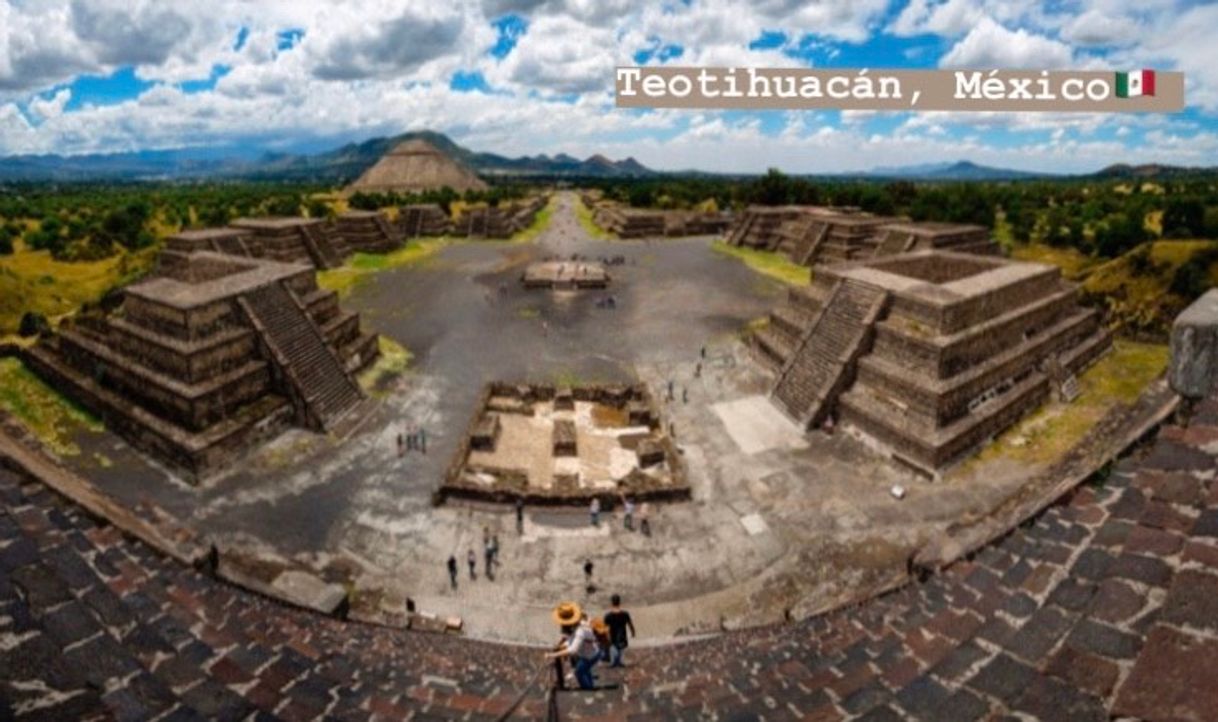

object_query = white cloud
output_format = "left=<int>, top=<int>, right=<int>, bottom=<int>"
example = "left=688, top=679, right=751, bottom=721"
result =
left=1061, top=9, right=1139, bottom=47
left=940, top=18, right=1074, bottom=69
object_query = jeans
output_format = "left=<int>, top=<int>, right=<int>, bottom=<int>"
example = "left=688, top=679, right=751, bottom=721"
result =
left=609, top=643, right=626, bottom=667
left=574, top=654, right=598, bottom=689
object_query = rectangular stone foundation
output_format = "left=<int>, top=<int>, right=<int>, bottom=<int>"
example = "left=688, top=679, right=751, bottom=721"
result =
left=27, top=251, right=378, bottom=480
left=754, top=250, right=1111, bottom=471
left=440, top=383, right=689, bottom=506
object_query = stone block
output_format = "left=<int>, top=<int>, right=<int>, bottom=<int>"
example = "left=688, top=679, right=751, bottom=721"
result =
left=1170, top=288, right=1218, bottom=398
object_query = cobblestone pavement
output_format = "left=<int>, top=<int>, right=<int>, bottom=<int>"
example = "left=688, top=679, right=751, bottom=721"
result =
left=4, top=390, right=1216, bottom=720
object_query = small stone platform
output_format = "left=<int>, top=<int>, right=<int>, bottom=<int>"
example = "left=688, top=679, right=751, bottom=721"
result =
left=440, top=383, right=687, bottom=505
left=521, top=261, right=609, bottom=290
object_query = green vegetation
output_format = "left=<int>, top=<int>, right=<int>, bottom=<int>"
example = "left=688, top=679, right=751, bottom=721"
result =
left=712, top=240, right=810, bottom=286
left=575, top=197, right=616, bottom=240
left=965, top=340, right=1169, bottom=469
left=358, top=336, right=413, bottom=395
left=0, top=241, right=158, bottom=336
left=0, top=357, right=102, bottom=456
left=348, top=184, right=530, bottom=214
left=1082, top=240, right=1218, bottom=339
left=506, top=196, right=556, bottom=244
left=317, top=238, right=449, bottom=298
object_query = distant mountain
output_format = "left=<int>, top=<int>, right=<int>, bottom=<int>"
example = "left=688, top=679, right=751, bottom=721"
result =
left=865, top=160, right=1048, bottom=180
left=0, top=130, right=657, bottom=183
left=1091, top=163, right=1218, bottom=179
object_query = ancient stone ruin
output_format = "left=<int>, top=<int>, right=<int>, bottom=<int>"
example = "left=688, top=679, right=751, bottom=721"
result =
left=398, top=197, right=549, bottom=240
left=521, top=261, right=609, bottom=290
left=397, top=204, right=452, bottom=237
left=25, top=250, right=377, bottom=480
left=441, top=383, right=688, bottom=505
left=756, top=250, right=1111, bottom=471
left=582, top=193, right=730, bottom=238
left=165, top=212, right=401, bottom=271
left=725, top=205, right=999, bottom=267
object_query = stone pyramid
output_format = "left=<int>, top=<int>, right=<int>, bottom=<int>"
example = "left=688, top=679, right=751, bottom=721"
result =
left=346, top=139, right=488, bottom=194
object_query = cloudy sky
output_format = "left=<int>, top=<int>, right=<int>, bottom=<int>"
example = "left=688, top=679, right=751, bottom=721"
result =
left=1, top=0, right=1216, bottom=173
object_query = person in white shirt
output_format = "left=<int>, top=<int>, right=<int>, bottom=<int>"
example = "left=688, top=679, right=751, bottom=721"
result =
left=545, top=613, right=601, bottom=689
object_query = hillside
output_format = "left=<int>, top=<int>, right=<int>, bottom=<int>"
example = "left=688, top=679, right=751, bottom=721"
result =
left=1079, top=240, right=1218, bottom=339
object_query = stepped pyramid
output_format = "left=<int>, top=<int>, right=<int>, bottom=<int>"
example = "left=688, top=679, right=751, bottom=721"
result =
left=346, top=139, right=488, bottom=194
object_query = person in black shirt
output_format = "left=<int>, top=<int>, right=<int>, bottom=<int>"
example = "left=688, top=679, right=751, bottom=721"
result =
left=603, top=594, right=635, bottom=668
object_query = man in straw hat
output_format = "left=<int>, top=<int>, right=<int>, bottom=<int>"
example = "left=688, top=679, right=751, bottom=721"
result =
left=545, top=601, right=601, bottom=690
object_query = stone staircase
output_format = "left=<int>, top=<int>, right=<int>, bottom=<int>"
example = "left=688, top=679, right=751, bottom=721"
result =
left=772, top=280, right=888, bottom=429
left=874, top=229, right=916, bottom=257
left=299, top=224, right=342, bottom=270
left=751, top=285, right=823, bottom=372
left=240, top=283, right=362, bottom=431
left=792, top=219, right=831, bottom=266
left=210, top=233, right=252, bottom=257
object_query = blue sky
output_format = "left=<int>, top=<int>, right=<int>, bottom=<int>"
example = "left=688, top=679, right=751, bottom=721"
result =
left=1, top=1, right=1216, bottom=173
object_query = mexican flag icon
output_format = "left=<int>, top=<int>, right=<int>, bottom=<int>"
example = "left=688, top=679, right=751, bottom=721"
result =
left=1116, top=69, right=1156, bottom=98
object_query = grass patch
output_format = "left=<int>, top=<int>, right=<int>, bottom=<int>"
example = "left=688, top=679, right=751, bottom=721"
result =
left=965, top=339, right=1168, bottom=468
left=711, top=241, right=810, bottom=286
left=358, top=336, right=413, bottom=395
left=1082, top=239, right=1218, bottom=338
left=575, top=199, right=616, bottom=240
left=0, top=243, right=158, bottom=334
left=317, top=238, right=448, bottom=298
left=0, top=357, right=102, bottom=456
left=506, top=197, right=556, bottom=244
left=1009, top=243, right=1098, bottom=281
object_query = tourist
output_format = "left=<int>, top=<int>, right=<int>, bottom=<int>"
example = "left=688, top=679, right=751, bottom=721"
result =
left=694, top=362, right=702, bottom=378
left=639, top=503, right=651, bottom=537
left=666, top=379, right=674, bottom=401
left=682, top=386, right=688, bottom=404
left=484, top=538, right=495, bottom=581
left=516, top=498, right=525, bottom=533
left=545, top=609, right=601, bottom=690
left=589, top=498, right=600, bottom=527
left=491, top=535, right=500, bottom=565
left=467, top=549, right=477, bottom=580
left=396, top=433, right=404, bottom=457
left=621, top=495, right=635, bottom=531
left=419, top=427, right=427, bottom=453
left=604, top=594, right=636, bottom=668
left=700, top=345, right=706, bottom=359
left=447, top=555, right=458, bottom=589
left=584, top=559, right=594, bottom=591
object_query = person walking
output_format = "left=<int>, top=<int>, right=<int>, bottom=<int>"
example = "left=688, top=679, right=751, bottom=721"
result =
left=419, top=426, right=427, bottom=454
left=583, top=559, right=594, bottom=593
left=491, top=535, right=500, bottom=566
left=516, top=498, right=525, bottom=533
left=589, top=497, right=600, bottom=527
left=621, top=495, right=635, bottom=532
left=682, top=386, right=688, bottom=404
left=396, top=432, right=404, bottom=457
left=484, top=538, right=495, bottom=581
left=604, top=594, right=636, bottom=668
left=467, top=549, right=477, bottom=580
left=447, top=555, right=458, bottom=589
left=639, top=503, right=651, bottom=537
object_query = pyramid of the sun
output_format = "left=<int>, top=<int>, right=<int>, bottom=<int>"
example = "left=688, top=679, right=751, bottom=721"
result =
left=346, top=139, right=488, bottom=194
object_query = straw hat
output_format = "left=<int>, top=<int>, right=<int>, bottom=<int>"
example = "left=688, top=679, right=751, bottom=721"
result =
left=552, top=601, right=583, bottom=626
left=591, top=617, right=609, bottom=637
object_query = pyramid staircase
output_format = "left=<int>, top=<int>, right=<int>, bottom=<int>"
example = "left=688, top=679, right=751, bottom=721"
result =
left=772, top=280, right=889, bottom=430
left=299, top=224, right=343, bottom=269
left=239, top=283, right=363, bottom=431
left=873, top=229, right=918, bottom=258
